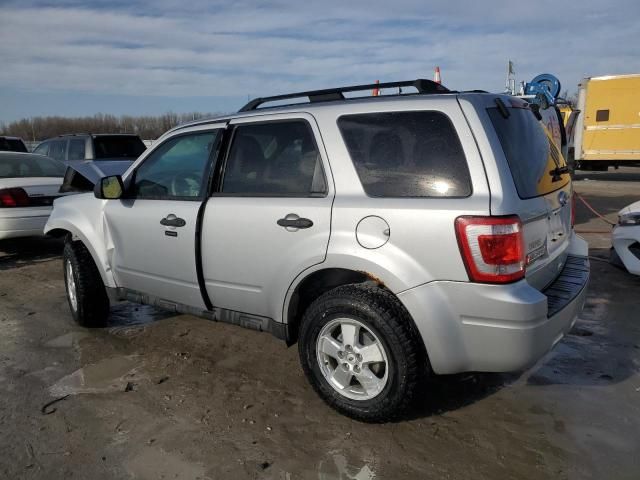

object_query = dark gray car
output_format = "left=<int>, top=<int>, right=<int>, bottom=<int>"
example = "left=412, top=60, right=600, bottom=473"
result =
left=34, top=134, right=147, bottom=191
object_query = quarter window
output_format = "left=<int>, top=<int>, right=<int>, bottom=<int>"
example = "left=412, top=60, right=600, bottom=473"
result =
left=221, top=120, right=326, bottom=196
left=595, top=109, right=609, bottom=122
left=338, top=111, right=471, bottom=197
left=132, top=131, right=219, bottom=200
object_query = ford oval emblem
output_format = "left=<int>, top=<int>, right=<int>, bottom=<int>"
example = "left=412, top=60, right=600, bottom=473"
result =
left=558, top=191, right=568, bottom=206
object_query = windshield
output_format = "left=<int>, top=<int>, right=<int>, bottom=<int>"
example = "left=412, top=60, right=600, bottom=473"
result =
left=487, top=106, right=570, bottom=199
left=93, top=136, right=146, bottom=160
left=0, top=153, right=67, bottom=178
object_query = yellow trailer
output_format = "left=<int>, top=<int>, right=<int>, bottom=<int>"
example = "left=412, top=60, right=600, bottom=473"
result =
left=572, top=74, right=640, bottom=170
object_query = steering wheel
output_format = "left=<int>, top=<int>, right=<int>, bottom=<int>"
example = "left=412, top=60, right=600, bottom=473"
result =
left=170, top=172, right=202, bottom=197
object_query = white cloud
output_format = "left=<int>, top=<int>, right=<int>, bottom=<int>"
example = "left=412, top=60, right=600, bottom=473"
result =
left=0, top=0, right=639, bottom=104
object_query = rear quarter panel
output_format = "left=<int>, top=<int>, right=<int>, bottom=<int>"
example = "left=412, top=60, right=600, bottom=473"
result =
left=306, top=97, right=491, bottom=293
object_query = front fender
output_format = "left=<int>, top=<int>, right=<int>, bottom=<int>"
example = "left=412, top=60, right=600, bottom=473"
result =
left=45, top=194, right=116, bottom=288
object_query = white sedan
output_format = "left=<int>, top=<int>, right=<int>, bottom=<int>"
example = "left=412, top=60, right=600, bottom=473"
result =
left=0, top=152, right=69, bottom=240
left=612, top=200, right=640, bottom=275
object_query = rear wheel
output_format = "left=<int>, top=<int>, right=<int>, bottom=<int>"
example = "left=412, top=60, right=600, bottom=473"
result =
left=63, top=239, right=110, bottom=327
left=298, top=284, right=426, bottom=422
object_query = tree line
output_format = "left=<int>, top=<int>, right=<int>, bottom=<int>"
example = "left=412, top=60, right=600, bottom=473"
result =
left=0, top=112, right=223, bottom=141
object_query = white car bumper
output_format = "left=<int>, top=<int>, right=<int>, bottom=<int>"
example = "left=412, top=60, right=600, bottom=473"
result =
left=0, top=206, right=53, bottom=240
left=612, top=224, right=640, bottom=275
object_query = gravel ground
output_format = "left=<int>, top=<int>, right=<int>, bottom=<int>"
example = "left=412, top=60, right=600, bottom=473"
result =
left=0, top=168, right=639, bottom=480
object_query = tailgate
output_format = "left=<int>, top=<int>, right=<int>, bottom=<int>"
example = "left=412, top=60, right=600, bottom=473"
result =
left=485, top=100, right=573, bottom=291
left=521, top=182, right=573, bottom=290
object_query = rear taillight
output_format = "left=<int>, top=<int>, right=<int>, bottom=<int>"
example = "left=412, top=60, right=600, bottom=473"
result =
left=455, top=216, right=525, bottom=284
left=0, top=188, right=30, bottom=207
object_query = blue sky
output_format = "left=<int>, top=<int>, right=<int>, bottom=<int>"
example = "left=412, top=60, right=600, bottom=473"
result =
left=1, top=0, right=639, bottom=123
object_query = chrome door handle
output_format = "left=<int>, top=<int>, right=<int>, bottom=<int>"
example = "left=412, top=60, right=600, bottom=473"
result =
left=160, top=214, right=186, bottom=227
left=277, top=215, right=313, bottom=229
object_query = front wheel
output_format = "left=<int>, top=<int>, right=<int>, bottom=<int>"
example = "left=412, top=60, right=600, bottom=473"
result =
left=298, top=284, right=427, bottom=422
left=63, top=239, right=110, bottom=327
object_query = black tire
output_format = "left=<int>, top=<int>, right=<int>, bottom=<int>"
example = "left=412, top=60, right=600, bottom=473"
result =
left=298, top=283, right=427, bottom=422
left=63, top=238, right=110, bottom=327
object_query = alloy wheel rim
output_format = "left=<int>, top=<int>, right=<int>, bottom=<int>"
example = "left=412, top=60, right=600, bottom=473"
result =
left=66, top=260, right=78, bottom=312
left=316, top=317, right=389, bottom=401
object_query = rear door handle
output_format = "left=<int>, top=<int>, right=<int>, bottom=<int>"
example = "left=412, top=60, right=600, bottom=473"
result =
left=277, top=214, right=313, bottom=229
left=160, top=214, right=186, bottom=227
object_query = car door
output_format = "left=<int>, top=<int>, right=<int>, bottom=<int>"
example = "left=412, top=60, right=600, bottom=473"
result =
left=201, top=114, right=334, bottom=320
left=104, top=125, right=224, bottom=309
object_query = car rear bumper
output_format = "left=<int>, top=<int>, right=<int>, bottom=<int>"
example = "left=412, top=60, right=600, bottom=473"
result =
left=398, top=234, right=590, bottom=375
left=0, top=207, right=52, bottom=240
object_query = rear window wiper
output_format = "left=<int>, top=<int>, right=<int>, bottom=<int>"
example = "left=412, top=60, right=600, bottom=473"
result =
left=549, top=165, right=570, bottom=181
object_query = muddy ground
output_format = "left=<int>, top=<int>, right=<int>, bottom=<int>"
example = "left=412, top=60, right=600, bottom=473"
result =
left=1, top=169, right=639, bottom=480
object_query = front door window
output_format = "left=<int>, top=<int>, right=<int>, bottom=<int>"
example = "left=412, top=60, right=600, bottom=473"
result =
left=133, top=132, right=219, bottom=200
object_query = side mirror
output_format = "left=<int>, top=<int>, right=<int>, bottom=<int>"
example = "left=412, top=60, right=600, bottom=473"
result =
left=94, top=175, right=124, bottom=199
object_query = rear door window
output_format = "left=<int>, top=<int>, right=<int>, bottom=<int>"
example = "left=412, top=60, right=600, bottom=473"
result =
left=68, top=139, right=86, bottom=160
left=487, top=106, right=569, bottom=199
left=49, top=140, right=67, bottom=161
left=337, top=111, right=471, bottom=197
left=221, top=120, right=327, bottom=196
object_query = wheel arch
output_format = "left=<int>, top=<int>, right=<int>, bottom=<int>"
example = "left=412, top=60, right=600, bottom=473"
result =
left=283, top=267, right=424, bottom=351
left=45, top=221, right=116, bottom=288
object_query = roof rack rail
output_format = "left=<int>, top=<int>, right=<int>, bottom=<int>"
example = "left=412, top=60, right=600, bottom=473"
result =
left=239, top=79, right=450, bottom=112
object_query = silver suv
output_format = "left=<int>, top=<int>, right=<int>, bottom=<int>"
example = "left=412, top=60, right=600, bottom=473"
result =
left=45, top=79, right=589, bottom=421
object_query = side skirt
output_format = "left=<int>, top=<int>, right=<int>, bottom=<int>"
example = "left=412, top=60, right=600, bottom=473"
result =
left=106, top=287, right=288, bottom=341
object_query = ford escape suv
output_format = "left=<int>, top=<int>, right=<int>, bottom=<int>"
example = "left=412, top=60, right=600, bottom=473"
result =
left=45, top=79, right=589, bottom=422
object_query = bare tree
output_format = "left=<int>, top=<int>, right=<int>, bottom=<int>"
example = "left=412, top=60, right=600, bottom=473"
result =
left=0, top=112, right=224, bottom=141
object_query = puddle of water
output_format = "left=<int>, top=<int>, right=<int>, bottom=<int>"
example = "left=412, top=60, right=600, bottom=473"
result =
left=45, top=331, right=89, bottom=348
left=49, top=355, right=141, bottom=396
left=108, top=302, right=176, bottom=327
left=107, top=302, right=177, bottom=338
left=317, top=451, right=376, bottom=480
left=282, top=450, right=377, bottom=480
left=126, top=446, right=207, bottom=480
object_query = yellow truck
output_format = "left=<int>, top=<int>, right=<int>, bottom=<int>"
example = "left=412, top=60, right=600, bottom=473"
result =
left=572, top=74, right=640, bottom=170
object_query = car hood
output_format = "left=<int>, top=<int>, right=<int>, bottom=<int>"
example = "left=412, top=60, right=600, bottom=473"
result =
left=60, top=160, right=133, bottom=192
left=618, top=200, right=640, bottom=216
left=65, top=160, right=134, bottom=184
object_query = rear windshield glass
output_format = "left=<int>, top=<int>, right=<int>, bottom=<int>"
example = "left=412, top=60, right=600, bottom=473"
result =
left=93, top=136, right=146, bottom=160
left=338, top=111, right=471, bottom=197
left=0, top=154, right=66, bottom=178
left=0, top=138, right=28, bottom=153
left=487, top=106, right=570, bottom=199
